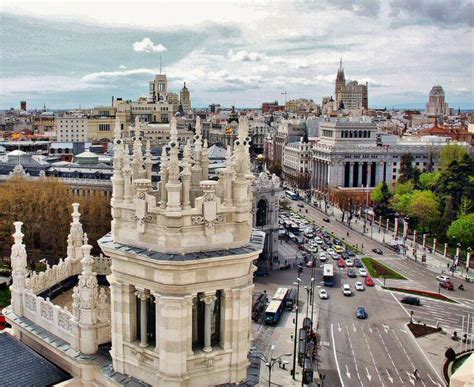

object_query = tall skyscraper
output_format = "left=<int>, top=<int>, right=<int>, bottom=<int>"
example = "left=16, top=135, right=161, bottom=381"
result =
left=334, top=60, right=368, bottom=110
left=426, top=85, right=449, bottom=116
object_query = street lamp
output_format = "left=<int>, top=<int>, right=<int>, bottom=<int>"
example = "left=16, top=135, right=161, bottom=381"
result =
left=310, top=277, right=315, bottom=320
left=292, top=277, right=301, bottom=380
left=467, top=247, right=472, bottom=271
left=255, top=345, right=292, bottom=387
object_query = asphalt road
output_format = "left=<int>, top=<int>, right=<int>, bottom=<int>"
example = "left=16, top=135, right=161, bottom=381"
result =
left=250, top=200, right=474, bottom=386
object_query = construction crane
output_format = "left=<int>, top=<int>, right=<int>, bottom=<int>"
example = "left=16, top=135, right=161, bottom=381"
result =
left=281, top=90, right=294, bottom=105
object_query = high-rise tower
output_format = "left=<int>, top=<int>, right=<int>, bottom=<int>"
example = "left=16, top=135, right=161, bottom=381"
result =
left=335, top=58, right=346, bottom=107
left=180, top=82, right=192, bottom=112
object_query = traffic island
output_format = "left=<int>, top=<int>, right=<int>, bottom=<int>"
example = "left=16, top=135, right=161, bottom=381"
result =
left=407, top=322, right=442, bottom=338
left=383, top=286, right=457, bottom=303
left=362, top=257, right=407, bottom=280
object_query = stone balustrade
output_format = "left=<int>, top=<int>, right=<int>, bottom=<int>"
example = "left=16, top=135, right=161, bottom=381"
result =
left=26, top=258, right=81, bottom=295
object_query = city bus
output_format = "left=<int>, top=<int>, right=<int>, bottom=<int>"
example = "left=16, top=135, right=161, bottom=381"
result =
left=285, top=190, right=299, bottom=200
left=323, top=264, right=335, bottom=287
left=264, top=288, right=289, bottom=324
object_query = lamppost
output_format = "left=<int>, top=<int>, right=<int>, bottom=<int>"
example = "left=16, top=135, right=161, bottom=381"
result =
left=467, top=247, right=472, bottom=271
left=310, top=277, right=315, bottom=320
left=256, top=345, right=292, bottom=387
left=292, top=277, right=301, bottom=380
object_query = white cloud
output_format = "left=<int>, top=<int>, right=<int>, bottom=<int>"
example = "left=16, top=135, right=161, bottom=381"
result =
left=132, top=38, right=167, bottom=53
left=227, top=49, right=264, bottom=62
left=119, top=65, right=127, bottom=69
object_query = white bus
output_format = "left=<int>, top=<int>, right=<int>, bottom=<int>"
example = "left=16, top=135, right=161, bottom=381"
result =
left=323, top=264, right=335, bottom=286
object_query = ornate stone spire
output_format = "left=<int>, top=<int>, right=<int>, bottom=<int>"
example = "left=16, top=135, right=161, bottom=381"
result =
left=145, top=140, right=153, bottom=180
left=10, top=221, right=27, bottom=291
left=201, top=139, right=209, bottom=180
left=112, top=116, right=124, bottom=202
left=170, top=116, right=178, bottom=143
left=69, top=203, right=84, bottom=263
left=233, top=116, right=251, bottom=178
left=194, top=116, right=203, bottom=161
left=123, top=143, right=132, bottom=202
left=181, top=140, right=192, bottom=209
left=159, top=145, right=168, bottom=209
left=132, top=135, right=144, bottom=179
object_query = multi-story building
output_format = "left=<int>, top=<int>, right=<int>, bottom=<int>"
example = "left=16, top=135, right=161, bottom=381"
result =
left=261, top=101, right=284, bottom=113
left=311, top=118, right=470, bottom=203
left=283, top=136, right=312, bottom=188
left=166, top=92, right=180, bottom=112
left=149, top=74, right=168, bottom=102
left=271, top=119, right=306, bottom=171
left=285, top=98, right=319, bottom=113
left=87, top=106, right=120, bottom=142
left=32, top=112, right=55, bottom=134
left=179, top=82, right=192, bottom=112
left=335, top=60, right=368, bottom=110
left=425, top=85, right=449, bottom=116
left=56, top=113, right=88, bottom=142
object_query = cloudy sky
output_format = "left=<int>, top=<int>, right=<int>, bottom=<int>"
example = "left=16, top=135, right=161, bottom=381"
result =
left=1, top=0, right=473, bottom=110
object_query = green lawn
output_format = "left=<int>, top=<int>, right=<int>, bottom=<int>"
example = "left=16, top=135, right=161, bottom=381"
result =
left=362, top=257, right=407, bottom=280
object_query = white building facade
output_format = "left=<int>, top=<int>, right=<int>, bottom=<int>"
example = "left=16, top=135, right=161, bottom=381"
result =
left=56, top=114, right=88, bottom=142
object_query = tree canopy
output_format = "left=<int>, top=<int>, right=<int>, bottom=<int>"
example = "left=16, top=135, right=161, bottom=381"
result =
left=408, top=190, right=439, bottom=232
left=440, top=143, right=468, bottom=171
left=447, top=213, right=474, bottom=248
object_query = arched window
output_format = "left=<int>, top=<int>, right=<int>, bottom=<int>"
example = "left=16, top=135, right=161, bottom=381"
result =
left=256, top=199, right=268, bottom=227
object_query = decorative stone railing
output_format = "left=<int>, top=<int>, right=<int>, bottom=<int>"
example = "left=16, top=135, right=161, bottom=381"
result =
left=26, top=254, right=111, bottom=295
left=26, top=258, right=82, bottom=295
left=23, top=288, right=80, bottom=349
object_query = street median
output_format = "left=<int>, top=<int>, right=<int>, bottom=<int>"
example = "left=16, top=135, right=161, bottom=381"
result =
left=362, top=257, right=407, bottom=280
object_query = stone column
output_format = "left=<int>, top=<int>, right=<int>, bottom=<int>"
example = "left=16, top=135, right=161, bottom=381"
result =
left=357, top=162, right=363, bottom=187
left=200, top=292, right=217, bottom=353
left=152, top=292, right=161, bottom=353
left=135, top=289, right=150, bottom=348
left=349, top=162, right=354, bottom=187
left=377, top=162, right=384, bottom=185
left=367, top=162, right=373, bottom=187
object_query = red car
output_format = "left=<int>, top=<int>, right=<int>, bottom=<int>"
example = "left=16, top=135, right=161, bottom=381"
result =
left=365, top=277, right=375, bottom=286
left=440, top=281, right=454, bottom=290
left=337, top=259, right=346, bottom=268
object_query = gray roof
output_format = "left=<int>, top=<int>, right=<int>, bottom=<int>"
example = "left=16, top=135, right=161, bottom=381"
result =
left=0, top=332, right=70, bottom=387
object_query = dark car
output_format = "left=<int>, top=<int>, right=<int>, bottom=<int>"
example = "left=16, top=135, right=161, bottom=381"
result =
left=298, top=203, right=304, bottom=208
left=255, top=269, right=270, bottom=277
left=400, top=296, right=421, bottom=306
left=341, top=252, right=349, bottom=260
left=356, top=307, right=368, bottom=319
left=354, top=258, right=362, bottom=268
left=347, top=251, right=355, bottom=258
left=347, top=268, right=357, bottom=278
left=440, top=281, right=454, bottom=290
left=322, top=217, right=330, bottom=223
left=372, top=248, right=383, bottom=255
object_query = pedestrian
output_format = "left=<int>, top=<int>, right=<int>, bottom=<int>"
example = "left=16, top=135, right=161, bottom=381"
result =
left=447, top=263, right=450, bottom=269
left=346, top=232, right=349, bottom=237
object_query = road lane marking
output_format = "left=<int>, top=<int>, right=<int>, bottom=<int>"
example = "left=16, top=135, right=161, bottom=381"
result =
left=330, top=324, right=345, bottom=387
left=352, top=322, right=357, bottom=333
left=337, top=321, right=342, bottom=332
left=376, top=327, right=404, bottom=384
left=345, top=364, right=351, bottom=379
left=361, top=326, right=385, bottom=386
left=386, top=369, right=394, bottom=384
left=427, top=373, right=442, bottom=386
left=393, top=330, right=426, bottom=387
left=366, top=366, right=372, bottom=382
left=405, top=371, right=416, bottom=386
left=345, top=324, right=363, bottom=386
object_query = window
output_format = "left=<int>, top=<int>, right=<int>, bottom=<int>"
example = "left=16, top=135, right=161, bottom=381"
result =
left=99, top=124, right=110, bottom=131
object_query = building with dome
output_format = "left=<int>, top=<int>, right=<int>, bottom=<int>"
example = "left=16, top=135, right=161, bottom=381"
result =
left=426, top=85, right=450, bottom=116
left=4, top=115, right=264, bottom=386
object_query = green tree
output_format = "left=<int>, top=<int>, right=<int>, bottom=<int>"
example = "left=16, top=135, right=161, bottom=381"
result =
left=419, top=172, right=441, bottom=190
left=447, top=213, right=474, bottom=248
left=440, top=143, right=468, bottom=171
left=390, top=192, right=412, bottom=215
left=459, top=197, right=473, bottom=217
left=399, top=153, right=415, bottom=183
left=394, top=180, right=414, bottom=196
left=408, top=190, right=440, bottom=232
left=372, top=182, right=393, bottom=218
left=437, top=196, right=456, bottom=240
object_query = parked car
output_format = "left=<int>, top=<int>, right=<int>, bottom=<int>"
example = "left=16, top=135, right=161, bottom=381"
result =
left=347, top=251, right=355, bottom=258
left=337, top=259, right=346, bottom=268
left=298, top=202, right=304, bottom=208
left=440, top=281, right=454, bottom=290
left=354, top=258, right=362, bottom=267
left=358, top=268, right=368, bottom=277
left=356, top=307, right=368, bottom=319
left=255, top=269, right=270, bottom=277
left=347, top=268, right=357, bottom=278
left=342, top=284, right=352, bottom=296
left=372, top=248, right=383, bottom=255
left=355, top=281, right=365, bottom=291
left=346, top=259, right=354, bottom=267
left=436, top=275, right=451, bottom=283
left=319, top=289, right=329, bottom=299
left=365, top=277, right=375, bottom=286
left=401, top=296, right=421, bottom=306
left=322, top=217, right=330, bottom=223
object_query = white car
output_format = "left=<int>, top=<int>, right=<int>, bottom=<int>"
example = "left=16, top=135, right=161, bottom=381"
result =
left=314, top=237, right=323, bottom=245
left=436, top=275, right=450, bottom=283
left=342, top=284, right=352, bottom=296
left=358, top=268, right=368, bottom=277
left=319, top=252, right=327, bottom=262
left=307, top=245, right=318, bottom=253
left=319, top=289, right=328, bottom=299
left=327, top=248, right=335, bottom=255
left=355, top=281, right=365, bottom=291
left=346, top=259, right=354, bottom=267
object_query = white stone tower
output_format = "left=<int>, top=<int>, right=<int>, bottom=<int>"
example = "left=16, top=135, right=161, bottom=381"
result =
left=100, top=116, right=264, bottom=386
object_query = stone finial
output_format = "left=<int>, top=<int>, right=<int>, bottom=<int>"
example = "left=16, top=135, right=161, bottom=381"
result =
left=123, top=144, right=131, bottom=173
left=135, top=116, right=140, bottom=129
left=69, top=203, right=84, bottom=262
left=114, top=116, right=121, bottom=141
left=10, top=221, right=28, bottom=290
left=194, top=116, right=202, bottom=157
left=170, top=116, right=178, bottom=143
left=225, top=145, right=233, bottom=170
left=83, top=233, right=88, bottom=246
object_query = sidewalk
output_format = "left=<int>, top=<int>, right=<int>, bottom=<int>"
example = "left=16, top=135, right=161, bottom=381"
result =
left=252, top=298, right=321, bottom=386
left=309, top=198, right=469, bottom=280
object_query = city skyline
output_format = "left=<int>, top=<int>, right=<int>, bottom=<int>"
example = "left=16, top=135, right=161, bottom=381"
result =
left=1, top=0, right=473, bottom=110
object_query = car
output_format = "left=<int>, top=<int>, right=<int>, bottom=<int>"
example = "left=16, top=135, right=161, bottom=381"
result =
left=255, top=269, right=270, bottom=277
left=342, top=284, right=352, bottom=296
left=372, top=248, right=383, bottom=255
left=355, top=281, right=365, bottom=291
left=341, top=252, right=349, bottom=260
left=436, top=275, right=451, bottom=283
left=319, top=253, right=327, bottom=262
left=347, top=251, right=355, bottom=258
left=305, top=233, right=314, bottom=239
left=365, top=277, right=375, bottom=286
left=337, top=259, right=346, bottom=268
left=356, top=307, right=368, bottom=319
left=334, top=245, right=345, bottom=254
left=354, top=258, right=362, bottom=267
left=401, top=296, right=421, bottom=306
left=358, top=268, right=368, bottom=277
left=347, top=268, right=357, bottom=278
left=314, top=237, right=323, bottom=245
left=298, top=202, right=304, bottom=208
left=322, top=217, right=330, bottom=223
left=319, top=289, right=328, bottom=299
left=440, top=281, right=454, bottom=290
left=346, top=259, right=354, bottom=267
left=307, top=245, right=318, bottom=253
